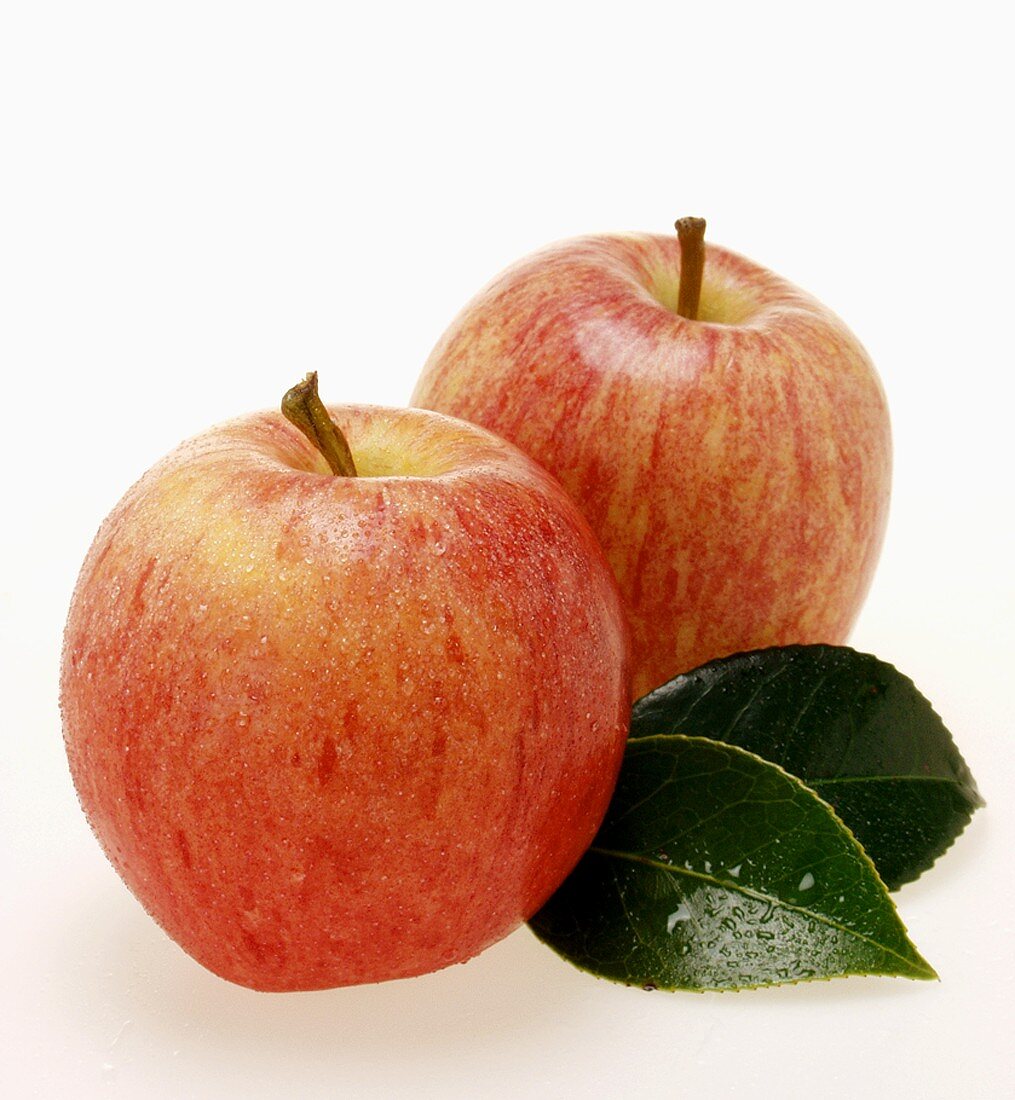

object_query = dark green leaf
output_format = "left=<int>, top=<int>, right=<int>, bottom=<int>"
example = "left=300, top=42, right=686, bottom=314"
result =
left=530, top=735, right=935, bottom=991
left=630, top=645, right=983, bottom=889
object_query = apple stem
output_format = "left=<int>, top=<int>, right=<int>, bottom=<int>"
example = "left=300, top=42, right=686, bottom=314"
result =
left=281, top=372, right=358, bottom=477
left=675, top=217, right=707, bottom=321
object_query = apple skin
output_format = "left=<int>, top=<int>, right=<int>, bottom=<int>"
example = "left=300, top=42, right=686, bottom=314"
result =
left=60, top=404, right=631, bottom=991
left=412, top=233, right=891, bottom=699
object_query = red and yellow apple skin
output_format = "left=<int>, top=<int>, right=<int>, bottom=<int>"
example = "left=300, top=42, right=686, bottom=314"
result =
left=60, top=405, right=631, bottom=991
left=413, top=233, right=891, bottom=699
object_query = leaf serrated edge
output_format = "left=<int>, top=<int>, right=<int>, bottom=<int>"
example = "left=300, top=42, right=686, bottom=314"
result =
left=527, top=923, right=935, bottom=995
left=809, top=776, right=983, bottom=891
left=629, top=645, right=985, bottom=804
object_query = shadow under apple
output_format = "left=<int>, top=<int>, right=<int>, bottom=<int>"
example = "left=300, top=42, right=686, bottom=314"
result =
left=46, top=852, right=953, bottom=1099
left=56, top=881, right=602, bottom=1077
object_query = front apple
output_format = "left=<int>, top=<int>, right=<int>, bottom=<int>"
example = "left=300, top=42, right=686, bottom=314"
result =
left=413, top=224, right=891, bottom=699
left=61, top=393, right=630, bottom=991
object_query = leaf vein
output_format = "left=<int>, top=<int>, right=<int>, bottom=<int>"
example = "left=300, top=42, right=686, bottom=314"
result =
left=589, top=847, right=933, bottom=977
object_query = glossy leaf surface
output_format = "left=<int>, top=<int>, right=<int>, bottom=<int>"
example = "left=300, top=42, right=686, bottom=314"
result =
left=630, top=646, right=983, bottom=889
left=530, top=735, right=935, bottom=991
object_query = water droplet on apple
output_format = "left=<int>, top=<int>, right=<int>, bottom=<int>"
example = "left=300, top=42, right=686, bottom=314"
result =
left=433, top=542, right=447, bottom=556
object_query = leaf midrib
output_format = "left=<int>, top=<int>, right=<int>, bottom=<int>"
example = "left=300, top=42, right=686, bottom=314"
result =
left=587, top=846, right=936, bottom=979
left=629, top=731, right=980, bottom=797
left=813, top=773, right=967, bottom=784
left=812, top=774, right=982, bottom=804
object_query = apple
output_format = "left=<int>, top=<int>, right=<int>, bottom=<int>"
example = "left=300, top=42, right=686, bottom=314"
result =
left=413, top=220, right=891, bottom=699
left=60, top=375, right=631, bottom=991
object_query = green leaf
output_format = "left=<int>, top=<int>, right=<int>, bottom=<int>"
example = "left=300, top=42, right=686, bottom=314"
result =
left=529, top=736, right=935, bottom=991
left=630, top=645, right=984, bottom=890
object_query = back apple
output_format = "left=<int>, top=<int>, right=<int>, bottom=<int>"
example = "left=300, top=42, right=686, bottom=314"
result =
left=413, top=221, right=891, bottom=699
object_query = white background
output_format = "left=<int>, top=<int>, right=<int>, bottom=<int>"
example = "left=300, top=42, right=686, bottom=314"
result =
left=2, top=2, right=1012, bottom=1097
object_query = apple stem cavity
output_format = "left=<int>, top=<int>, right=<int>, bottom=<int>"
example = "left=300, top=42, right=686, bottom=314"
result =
left=281, top=372, right=358, bottom=477
left=675, top=216, right=707, bottom=321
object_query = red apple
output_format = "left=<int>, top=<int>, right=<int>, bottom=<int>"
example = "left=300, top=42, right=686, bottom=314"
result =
left=413, top=222, right=891, bottom=699
left=61, top=379, right=631, bottom=991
